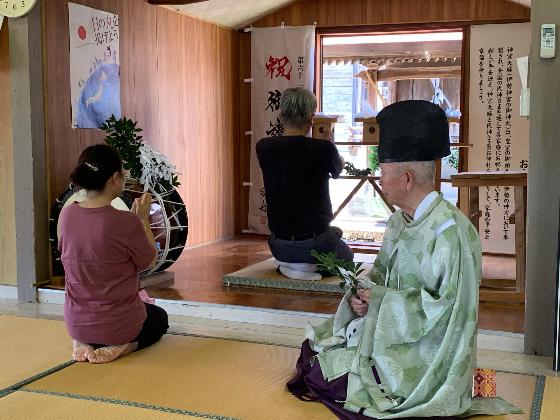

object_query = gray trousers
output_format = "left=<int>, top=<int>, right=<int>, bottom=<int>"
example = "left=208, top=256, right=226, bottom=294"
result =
left=268, top=226, right=354, bottom=266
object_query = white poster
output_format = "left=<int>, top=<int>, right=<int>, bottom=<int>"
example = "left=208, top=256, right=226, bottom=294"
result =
left=468, top=23, right=530, bottom=254
left=249, top=25, right=315, bottom=233
left=68, top=3, right=120, bottom=128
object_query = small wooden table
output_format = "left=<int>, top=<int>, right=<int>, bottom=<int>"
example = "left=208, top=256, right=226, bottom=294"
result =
left=451, top=171, right=527, bottom=303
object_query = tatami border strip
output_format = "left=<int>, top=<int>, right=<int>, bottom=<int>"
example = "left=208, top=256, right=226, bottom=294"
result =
left=479, top=368, right=545, bottom=378
left=18, top=388, right=239, bottom=420
left=0, top=360, right=75, bottom=396
left=0, top=389, right=15, bottom=399
left=167, top=330, right=301, bottom=349
left=529, top=375, right=546, bottom=420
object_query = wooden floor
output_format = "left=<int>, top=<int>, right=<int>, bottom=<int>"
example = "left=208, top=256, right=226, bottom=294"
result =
left=145, top=236, right=341, bottom=313
left=143, top=236, right=525, bottom=333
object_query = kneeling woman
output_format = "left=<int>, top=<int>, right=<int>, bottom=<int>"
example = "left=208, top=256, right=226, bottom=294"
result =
left=59, top=144, right=168, bottom=363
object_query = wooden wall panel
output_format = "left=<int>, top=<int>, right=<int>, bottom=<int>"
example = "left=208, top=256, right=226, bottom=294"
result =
left=0, top=22, right=17, bottom=285
left=237, top=0, right=529, bottom=231
left=43, top=0, right=239, bottom=249
left=251, top=0, right=530, bottom=28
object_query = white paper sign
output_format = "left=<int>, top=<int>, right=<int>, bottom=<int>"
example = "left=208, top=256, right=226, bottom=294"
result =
left=468, top=23, right=530, bottom=253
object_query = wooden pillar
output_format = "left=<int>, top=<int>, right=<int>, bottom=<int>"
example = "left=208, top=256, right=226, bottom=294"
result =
left=525, top=0, right=560, bottom=357
left=9, top=3, right=49, bottom=302
left=514, top=186, right=527, bottom=293
left=0, top=21, right=17, bottom=287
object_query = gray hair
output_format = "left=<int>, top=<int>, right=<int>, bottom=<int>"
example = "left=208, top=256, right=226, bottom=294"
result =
left=396, top=161, right=436, bottom=186
left=279, top=88, right=317, bottom=128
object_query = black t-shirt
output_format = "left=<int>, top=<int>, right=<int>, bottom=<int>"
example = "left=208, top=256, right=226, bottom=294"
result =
left=256, top=135, right=343, bottom=236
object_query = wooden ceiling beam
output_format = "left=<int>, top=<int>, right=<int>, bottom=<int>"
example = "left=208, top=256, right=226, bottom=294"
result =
left=146, top=0, right=209, bottom=5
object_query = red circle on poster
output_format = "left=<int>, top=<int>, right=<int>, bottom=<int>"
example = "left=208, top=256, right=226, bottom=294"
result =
left=78, top=26, right=87, bottom=40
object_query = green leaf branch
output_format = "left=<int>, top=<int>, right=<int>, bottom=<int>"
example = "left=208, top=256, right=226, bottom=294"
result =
left=310, top=250, right=366, bottom=295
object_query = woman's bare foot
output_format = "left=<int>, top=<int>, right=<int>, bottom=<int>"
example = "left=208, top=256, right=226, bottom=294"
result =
left=87, top=342, right=138, bottom=364
left=72, top=340, right=94, bottom=362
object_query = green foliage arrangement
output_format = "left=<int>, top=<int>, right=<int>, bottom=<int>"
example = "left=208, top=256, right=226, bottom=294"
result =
left=344, top=162, right=372, bottom=177
left=310, top=250, right=365, bottom=295
left=101, top=115, right=144, bottom=180
left=445, top=148, right=459, bottom=170
left=368, top=146, right=379, bottom=174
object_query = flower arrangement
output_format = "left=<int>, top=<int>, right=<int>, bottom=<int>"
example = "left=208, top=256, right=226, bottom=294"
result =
left=101, top=115, right=180, bottom=192
left=138, top=143, right=180, bottom=192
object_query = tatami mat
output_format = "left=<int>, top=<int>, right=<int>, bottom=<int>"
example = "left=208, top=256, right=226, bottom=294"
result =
left=539, top=375, right=560, bottom=420
left=0, top=315, right=548, bottom=419
left=20, top=333, right=542, bottom=420
left=0, top=390, right=213, bottom=419
left=222, top=258, right=372, bottom=294
left=23, top=335, right=335, bottom=419
left=0, top=315, right=71, bottom=391
left=473, top=372, right=537, bottom=420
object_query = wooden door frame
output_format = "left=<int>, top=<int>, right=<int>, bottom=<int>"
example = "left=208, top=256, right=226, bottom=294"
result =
left=315, top=24, right=469, bottom=202
left=314, top=18, right=528, bottom=207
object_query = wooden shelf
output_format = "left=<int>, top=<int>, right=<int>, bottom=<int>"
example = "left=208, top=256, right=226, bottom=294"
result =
left=353, top=116, right=460, bottom=123
left=334, top=142, right=471, bottom=147
left=451, top=171, right=527, bottom=187
left=479, top=289, right=525, bottom=303
left=334, top=142, right=378, bottom=146
left=338, top=175, right=380, bottom=180
left=339, top=176, right=457, bottom=183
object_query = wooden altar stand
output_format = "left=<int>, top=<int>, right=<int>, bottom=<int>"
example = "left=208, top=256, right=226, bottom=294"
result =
left=334, top=175, right=396, bottom=218
left=311, top=115, right=469, bottom=257
left=451, top=171, right=527, bottom=303
left=311, top=115, right=390, bottom=255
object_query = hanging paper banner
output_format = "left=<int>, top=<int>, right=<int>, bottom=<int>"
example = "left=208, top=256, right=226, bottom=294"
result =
left=249, top=25, right=315, bottom=233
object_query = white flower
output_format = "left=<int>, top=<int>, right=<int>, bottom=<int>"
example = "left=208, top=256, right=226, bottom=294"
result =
left=138, top=144, right=180, bottom=191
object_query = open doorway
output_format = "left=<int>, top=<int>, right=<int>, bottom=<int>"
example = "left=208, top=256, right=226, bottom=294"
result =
left=319, top=30, right=464, bottom=243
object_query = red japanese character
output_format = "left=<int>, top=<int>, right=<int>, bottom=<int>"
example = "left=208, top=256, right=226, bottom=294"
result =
left=265, top=55, right=292, bottom=81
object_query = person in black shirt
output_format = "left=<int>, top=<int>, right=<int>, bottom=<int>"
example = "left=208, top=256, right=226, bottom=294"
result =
left=256, top=88, right=353, bottom=277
